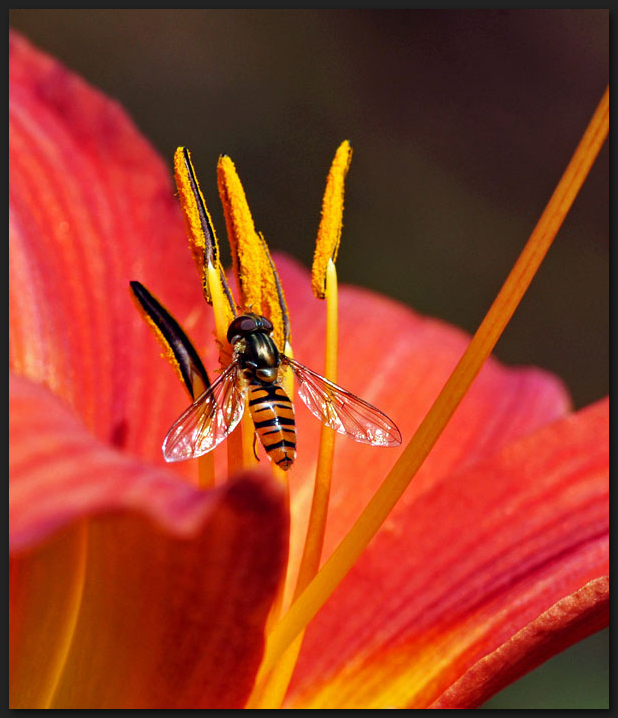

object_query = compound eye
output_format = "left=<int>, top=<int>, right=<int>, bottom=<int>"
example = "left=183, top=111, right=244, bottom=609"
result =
left=259, top=316, right=274, bottom=333
left=227, top=315, right=257, bottom=344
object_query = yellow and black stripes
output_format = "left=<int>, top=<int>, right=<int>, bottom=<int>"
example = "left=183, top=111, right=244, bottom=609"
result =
left=247, top=382, right=296, bottom=470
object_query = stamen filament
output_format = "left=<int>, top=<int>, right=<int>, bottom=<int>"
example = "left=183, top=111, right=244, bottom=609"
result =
left=197, top=453, right=216, bottom=489
left=249, top=260, right=340, bottom=708
left=226, top=409, right=244, bottom=478
left=192, top=370, right=216, bottom=489
left=247, top=633, right=304, bottom=709
left=257, top=85, right=609, bottom=682
left=252, top=145, right=350, bottom=705
left=296, top=259, right=339, bottom=594
left=241, top=411, right=259, bottom=471
left=205, top=262, right=244, bottom=477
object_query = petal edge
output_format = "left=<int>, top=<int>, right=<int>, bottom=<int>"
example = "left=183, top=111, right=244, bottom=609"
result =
left=430, top=576, right=609, bottom=709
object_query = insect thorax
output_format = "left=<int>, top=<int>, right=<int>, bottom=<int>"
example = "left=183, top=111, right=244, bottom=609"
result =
left=234, top=331, right=281, bottom=383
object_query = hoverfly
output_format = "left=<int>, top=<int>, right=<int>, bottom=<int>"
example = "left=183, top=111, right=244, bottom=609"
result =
left=163, top=313, right=402, bottom=469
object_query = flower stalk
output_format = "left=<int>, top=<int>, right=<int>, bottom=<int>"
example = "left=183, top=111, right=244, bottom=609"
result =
left=249, top=174, right=344, bottom=708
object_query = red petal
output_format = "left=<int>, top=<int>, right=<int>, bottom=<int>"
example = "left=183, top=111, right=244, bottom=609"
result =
left=273, top=256, right=571, bottom=589
left=9, top=30, right=215, bottom=471
left=284, top=398, right=608, bottom=708
left=9, top=373, right=288, bottom=708
left=430, top=577, right=608, bottom=708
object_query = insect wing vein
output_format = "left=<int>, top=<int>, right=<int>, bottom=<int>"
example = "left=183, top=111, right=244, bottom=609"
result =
left=162, top=363, right=246, bottom=461
left=283, top=357, right=401, bottom=446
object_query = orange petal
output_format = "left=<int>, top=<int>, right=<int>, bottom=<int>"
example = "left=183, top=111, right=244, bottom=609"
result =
left=283, top=398, right=608, bottom=708
left=8, top=30, right=216, bottom=473
left=9, top=373, right=289, bottom=708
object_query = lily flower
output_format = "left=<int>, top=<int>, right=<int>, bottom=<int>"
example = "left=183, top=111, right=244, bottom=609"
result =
left=9, top=30, right=608, bottom=710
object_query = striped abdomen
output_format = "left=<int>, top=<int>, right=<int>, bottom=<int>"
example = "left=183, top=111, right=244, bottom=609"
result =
left=248, top=381, right=296, bottom=470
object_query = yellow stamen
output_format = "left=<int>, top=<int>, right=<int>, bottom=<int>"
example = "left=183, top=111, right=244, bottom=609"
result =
left=204, top=262, right=233, bottom=353
left=281, top=341, right=294, bottom=397
left=175, top=149, right=244, bottom=479
left=296, top=142, right=350, bottom=587
left=259, top=233, right=291, bottom=352
left=311, top=140, right=352, bottom=299
left=250, top=151, right=344, bottom=707
left=257, top=86, right=609, bottom=683
left=217, top=156, right=290, bottom=351
left=216, top=155, right=295, bottom=477
left=246, top=633, right=304, bottom=709
left=130, top=291, right=187, bottom=389
left=130, top=281, right=216, bottom=488
left=217, top=154, right=265, bottom=308
left=129, top=282, right=209, bottom=401
left=174, top=148, right=235, bottom=314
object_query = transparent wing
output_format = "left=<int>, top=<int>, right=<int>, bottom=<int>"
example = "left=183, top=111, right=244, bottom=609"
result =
left=283, top=357, right=401, bottom=447
left=162, top=362, right=246, bottom=462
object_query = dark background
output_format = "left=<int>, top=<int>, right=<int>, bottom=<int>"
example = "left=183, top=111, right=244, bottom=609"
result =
left=9, top=9, right=608, bottom=708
